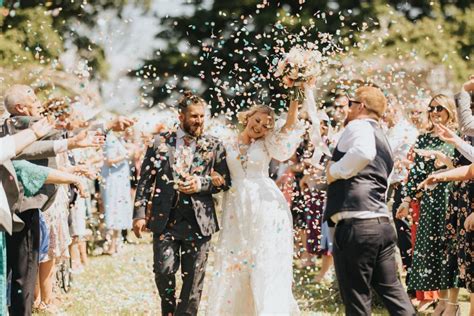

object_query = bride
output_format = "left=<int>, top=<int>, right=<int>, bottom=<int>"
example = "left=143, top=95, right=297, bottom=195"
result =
left=206, top=97, right=304, bottom=315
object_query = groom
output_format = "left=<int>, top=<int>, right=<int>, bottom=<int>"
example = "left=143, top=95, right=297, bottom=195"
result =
left=133, top=91, right=231, bottom=316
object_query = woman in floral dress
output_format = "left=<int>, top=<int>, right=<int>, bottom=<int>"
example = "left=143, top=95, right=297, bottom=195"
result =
left=397, top=94, right=457, bottom=314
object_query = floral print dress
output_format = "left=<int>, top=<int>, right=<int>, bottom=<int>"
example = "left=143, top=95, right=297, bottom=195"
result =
left=445, top=137, right=474, bottom=292
left=404, top=132, right=454, bottom=291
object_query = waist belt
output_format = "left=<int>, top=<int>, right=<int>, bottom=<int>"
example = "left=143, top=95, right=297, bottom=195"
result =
left=338, top=216, right=390, bottom=227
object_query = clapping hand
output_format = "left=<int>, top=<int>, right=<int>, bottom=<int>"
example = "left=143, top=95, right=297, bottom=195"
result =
left=70, top=130, right=105, bottom=149
left=30, top=117, right=54, bottom=139
left=106, top=116, right=135, bottom=132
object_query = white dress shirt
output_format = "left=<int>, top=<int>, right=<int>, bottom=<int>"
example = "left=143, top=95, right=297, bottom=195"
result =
left=329, top=118, right=390, bottom=224
left=175, top=127, right=201, bottom=191
left=0, top=136, right=17, bottom=227
left=329, top=119, right=377, bottom=179
left=455, top=138, right=474, bottom=163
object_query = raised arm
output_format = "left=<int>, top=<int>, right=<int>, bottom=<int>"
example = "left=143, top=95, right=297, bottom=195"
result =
left=456, top=76, right=474, bottom=136
left=280, top=100, right=300, bottom=133
left=436, top=123, right=474, bottom=163
left=418, top=164, right=474, bottom=189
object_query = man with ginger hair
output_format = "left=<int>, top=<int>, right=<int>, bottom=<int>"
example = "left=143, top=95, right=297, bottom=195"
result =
left=324, top=86, right=415, bottom=315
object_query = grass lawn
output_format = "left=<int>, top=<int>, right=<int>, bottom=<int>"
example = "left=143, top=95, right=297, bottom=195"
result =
left=34, top=235, right=470, bottom=315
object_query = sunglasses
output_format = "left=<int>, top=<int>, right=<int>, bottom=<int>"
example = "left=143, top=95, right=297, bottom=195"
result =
left=428, top=105, right=446, bottom=113
left=348, top=99, right=362, bottom=108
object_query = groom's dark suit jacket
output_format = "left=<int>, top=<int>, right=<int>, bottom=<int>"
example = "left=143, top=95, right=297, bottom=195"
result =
left=133, top=131, right=231, bottom=237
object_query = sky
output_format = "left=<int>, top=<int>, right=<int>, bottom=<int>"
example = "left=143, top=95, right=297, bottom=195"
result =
left=84, top=1, right=211, bottom=113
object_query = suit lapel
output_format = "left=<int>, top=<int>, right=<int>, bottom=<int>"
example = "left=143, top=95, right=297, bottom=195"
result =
left=165, top=132, right=177, bottom=167
left=190, top=136, right=209, bottom=175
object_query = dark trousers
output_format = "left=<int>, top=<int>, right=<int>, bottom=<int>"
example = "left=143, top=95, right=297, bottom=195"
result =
left=333, top=217, right=415, bottom=316
left=153, top=199, right=210, bottom=316
left=153, top=233, right=210, bottom=316
left=6, top=209, right=40, bottom=316
left=389, top=183, right=413, bottom=271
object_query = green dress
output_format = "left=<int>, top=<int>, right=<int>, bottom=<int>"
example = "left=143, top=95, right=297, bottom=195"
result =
left=0, top=160, right=49, bottom=316
left=405, top=132, right=454, bottom=291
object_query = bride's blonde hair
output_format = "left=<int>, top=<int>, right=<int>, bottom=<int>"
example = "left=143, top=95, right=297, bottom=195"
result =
left=237, top=104, right=276, bottom=130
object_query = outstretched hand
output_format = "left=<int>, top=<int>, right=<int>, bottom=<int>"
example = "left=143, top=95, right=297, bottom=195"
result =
left=72, top=179, right=89, bottom=198
left=414, top=148, right=452, bottom=168
left=107, top=116, right=135, bottom=132
left=70, top=130, right=105, bottom=149
left=417, top=174, right=439, bottom=191
left=434, top=123, right=459, bottom=145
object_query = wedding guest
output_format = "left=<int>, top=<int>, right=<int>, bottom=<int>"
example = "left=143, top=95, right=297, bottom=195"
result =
left=325, top=86, right=414, bottom=315
left=34, top=97, right=97, bottom=311
left=455, top=75, right=474, bottom=136
left=1, top=85, right=102, bottom=315
left=419, top=151, right=474, bottom=316
left=384, top=98, right=419, bottom=283
left=397, top=94, right=458, bottom=314
left=397, top=100, right=440, bottom=308
left=0, top=119, right=54, bottom=315
left=100, top=131, right=133, bottom=255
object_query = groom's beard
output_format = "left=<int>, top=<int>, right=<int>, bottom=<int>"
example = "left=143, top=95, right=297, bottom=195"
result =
left=183, top=120, right=204, bottom=137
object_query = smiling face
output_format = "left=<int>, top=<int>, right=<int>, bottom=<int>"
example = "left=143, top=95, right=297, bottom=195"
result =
left=179, top=103, right=205, bottom=137
left=15, top=88, right=44, bottom=116
left=244, top=111, right=273, bottom=140
left=428, top=100, right=450, bottom=126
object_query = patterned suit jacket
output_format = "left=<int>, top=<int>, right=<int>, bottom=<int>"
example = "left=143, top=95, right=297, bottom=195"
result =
left=133, top=131, right=231, bottom=236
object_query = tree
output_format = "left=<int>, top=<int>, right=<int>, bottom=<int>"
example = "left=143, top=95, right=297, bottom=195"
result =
left=1, top=0, right=148, bottom=78
left=137, top=0, right=472, bottom=114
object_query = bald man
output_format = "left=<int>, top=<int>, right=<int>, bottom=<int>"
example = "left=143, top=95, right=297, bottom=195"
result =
left=1, top=85, right=99, bottom=316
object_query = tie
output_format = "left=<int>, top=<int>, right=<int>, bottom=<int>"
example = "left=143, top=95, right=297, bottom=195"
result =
left=183, top=134, right=194, bottom=147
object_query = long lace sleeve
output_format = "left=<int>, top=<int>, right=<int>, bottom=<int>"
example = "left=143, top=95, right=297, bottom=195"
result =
left=12, top=160, right=50, bottom=197
left=264, top=118, right=305, bottom=162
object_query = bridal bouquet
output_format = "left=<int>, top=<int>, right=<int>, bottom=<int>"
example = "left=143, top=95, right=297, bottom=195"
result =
left=274, top=45, right=322, bottom=101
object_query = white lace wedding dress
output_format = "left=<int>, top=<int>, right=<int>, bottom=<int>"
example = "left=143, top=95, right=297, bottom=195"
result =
left=206, top=121, right=303, bottom=316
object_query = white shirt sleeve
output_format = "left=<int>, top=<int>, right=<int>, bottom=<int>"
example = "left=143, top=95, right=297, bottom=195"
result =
left=329, top=120, right=377, bottom=180
left=456, top=140, right=474, bottom=163
left=53, top=139, right=68, bottom=154
left=0, top=135, right=17, bottom=164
